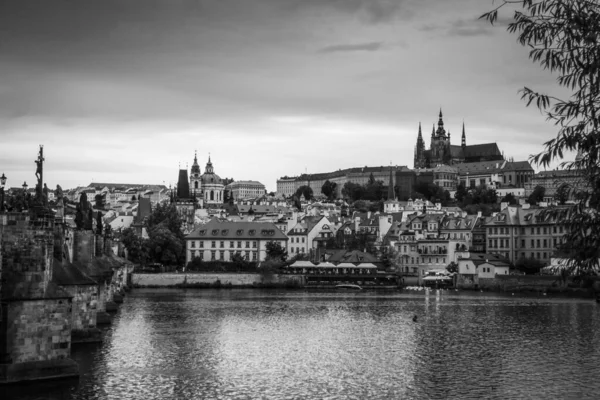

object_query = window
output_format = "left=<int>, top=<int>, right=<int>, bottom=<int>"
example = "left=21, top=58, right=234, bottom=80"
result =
left=211, top=251, right=216, bottom=260
left=220, top=241, right=224, bottom=248
left=537, top=239, right=540, bottom=248
left=553, top=226, right=557, bottom=233
left=219, top=250, right=224, bottom=260
left=238, top=241, right=242, bottom=248
left=191, top=241, right=196, bottom=248
left=211, top=241, right=216, bottom=248
left=252, top=252, right=257, bottom=261
left=543, top=252, right=547, bottom=259
left=537, top=252, right=540, bottom=259
left=543, top=227, right=547, bottom=234
left=531, top=239, right=535, bottom=248
left=537, top=227, right=541, bottom=235
left=521, top=239, right=525, bottom=248
left=199, top=252, right=204, bottom=261
left=246, top=241, right=250, bottom=248
left=245, top=251, right=250, bottom=260
left=531, top=228, right=535, bottom=235
left=253, top=241, right=257, bottom=248
left=543, top=239, right=547, bottom=248
left=200, top=241, right=204, bottom=248
left=290, top=247, right=294, bottom=253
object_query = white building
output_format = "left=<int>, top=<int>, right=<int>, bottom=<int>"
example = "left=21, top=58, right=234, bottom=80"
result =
left=227, top=180, right=266, bottom=200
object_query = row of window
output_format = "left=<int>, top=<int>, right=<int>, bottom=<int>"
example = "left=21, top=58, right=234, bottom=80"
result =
left=289, top=247, right=305, bottom=254
left=489, top=226, right=565, bottom=235
left=190, top=250, right=257, bottom=261
left=488, top=237, right=563, bottom=249
left=290, top=237, right=306, bottom=243
left=190, top=240, right=257, bottom=249
left=399, top=257, right=447, bottom=265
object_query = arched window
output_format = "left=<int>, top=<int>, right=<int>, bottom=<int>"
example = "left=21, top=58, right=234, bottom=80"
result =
left=210, top=190, right=214, bottom=201
left=194, top=182, right=199, bottom=189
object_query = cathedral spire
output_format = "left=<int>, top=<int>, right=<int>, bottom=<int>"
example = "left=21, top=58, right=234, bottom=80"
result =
left=436, top=108, right=446, bottom=137
left=388, top=164, right=394, bottom=200
left=461, top=121, right=466, bottom=148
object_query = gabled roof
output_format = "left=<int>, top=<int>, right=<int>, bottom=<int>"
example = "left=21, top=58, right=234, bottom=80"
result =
left=463, top=143, right=502, bottom=158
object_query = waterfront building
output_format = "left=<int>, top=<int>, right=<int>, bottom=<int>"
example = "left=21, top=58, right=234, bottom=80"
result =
left=456, top=252, right=511, bottom=287
left=185, top=220, right=288, bottom=263
left=286, top=215, right=333, bottom=257
left=484, top=205, right=567, bottom=265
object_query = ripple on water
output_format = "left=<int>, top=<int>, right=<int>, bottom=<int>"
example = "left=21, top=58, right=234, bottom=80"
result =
left=6, top=289, right=600, bottom=400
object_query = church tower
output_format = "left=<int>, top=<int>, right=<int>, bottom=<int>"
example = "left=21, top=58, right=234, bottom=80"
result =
left=431, top=109, right=450, bottom=166
left=414, top=122, right=426, bottom=168
left=189, top=151, right=202, bottom=198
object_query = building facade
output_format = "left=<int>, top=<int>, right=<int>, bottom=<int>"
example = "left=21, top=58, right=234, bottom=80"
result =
left=227, top=180, right=266, bottom=200
left=185, top=220, right=288, bottom=263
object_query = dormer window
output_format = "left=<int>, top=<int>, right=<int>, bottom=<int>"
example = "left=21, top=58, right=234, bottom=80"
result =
left=211, top=229, right=219, bottom=235
left=236, top=229, right=243, bottom=236
left=198, top=230, right=206, bottom=236
left=221, top=229, right=229, bottom=236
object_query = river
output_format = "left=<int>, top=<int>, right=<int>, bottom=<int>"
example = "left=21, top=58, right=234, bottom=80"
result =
left=6, top=289, right=600, bottom=399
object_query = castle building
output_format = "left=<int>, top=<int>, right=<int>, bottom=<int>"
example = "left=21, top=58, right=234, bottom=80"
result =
left=414, top=109, right=503, bottom=168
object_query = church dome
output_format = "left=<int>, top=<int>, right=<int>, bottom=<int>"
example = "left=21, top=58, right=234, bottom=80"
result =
left=201, top=172, right=222, bottom=184
left=200, top=156, right=222, bottom=185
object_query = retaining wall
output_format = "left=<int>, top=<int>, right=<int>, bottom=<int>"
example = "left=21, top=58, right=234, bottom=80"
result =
left=133, top=273, right=305, bottom=287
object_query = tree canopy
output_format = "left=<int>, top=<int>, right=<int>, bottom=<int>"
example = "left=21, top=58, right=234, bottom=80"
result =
left=482, top=0, right=600, bottom=273
left=295, top=185, right=313, bottom=201
left=321, top=180, right=337, bottom=200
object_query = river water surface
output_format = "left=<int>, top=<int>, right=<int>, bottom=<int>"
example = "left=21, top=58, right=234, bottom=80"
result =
left=7, top=289, right=600, bottom=399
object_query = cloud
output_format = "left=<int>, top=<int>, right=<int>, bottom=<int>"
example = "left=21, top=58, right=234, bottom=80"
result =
left=318, top=41, right=384, bottom=53
left=418, top=18, right=493, bottom=38
left=282, top=0, right=412, bottom=24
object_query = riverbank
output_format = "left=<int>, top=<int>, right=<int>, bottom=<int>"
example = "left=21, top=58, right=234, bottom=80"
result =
left=132, top=272, right=306, bottom=288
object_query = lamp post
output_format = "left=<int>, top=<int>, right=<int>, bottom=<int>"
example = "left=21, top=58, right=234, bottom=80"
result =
left=22, top=181, right=28, bottom=192
left=0, top=173, right=6, bottom=213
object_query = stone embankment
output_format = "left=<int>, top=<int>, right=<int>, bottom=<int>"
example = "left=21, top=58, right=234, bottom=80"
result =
left=0, top=213, right=132, bottom=384
left=132, top=273, right=305, bottom=288
left=456, top=274, right=600, bottom=297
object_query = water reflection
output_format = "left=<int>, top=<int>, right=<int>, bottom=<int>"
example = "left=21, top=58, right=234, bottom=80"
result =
left=5, top=289, right=600, bottom=400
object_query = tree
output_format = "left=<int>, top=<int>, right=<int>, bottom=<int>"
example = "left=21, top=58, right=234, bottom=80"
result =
left=96, top=211, right=103, bottom=235
left=446, top=262, right=458, bottom=274
left=121, top=227, right=150, bottom=265
left=527, top=185, right=546, bottom=205
left=515, top=257, right=546, bottom=275
left=501, top=193, right=518, bottom=205
left=265, top=241, right=288, bottom=262
left=94, top=193, right=105, bottom=209
left=295, top=185, right=313, bottom=201
left=342, top=182, right=363, bottom=201
left=146, top=224, right=184, bottom=266
left=482, top=1, right=600, bottom=273
left=321, top=180, right=337, bottom=200
left=554, top=183, right=571, bottom=205
left=454, top=183, right=469, bottom=203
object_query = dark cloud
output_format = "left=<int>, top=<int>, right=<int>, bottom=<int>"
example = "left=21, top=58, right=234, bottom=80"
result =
left=318, top=42, right=384, bottom=54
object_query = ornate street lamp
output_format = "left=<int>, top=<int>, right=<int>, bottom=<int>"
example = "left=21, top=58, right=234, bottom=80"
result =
left=22, top=181, right=28, bottom=191
left=0, top=172, right=6, bottom=213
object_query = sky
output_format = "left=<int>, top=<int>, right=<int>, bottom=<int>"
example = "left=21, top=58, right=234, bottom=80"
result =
left=0, top=0, right=572, bottom=192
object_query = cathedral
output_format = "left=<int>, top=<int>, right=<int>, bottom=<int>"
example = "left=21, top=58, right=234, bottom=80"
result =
left=176, top=152, right=225, bottom=206
left=413, top=110, right=503, bottom=168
